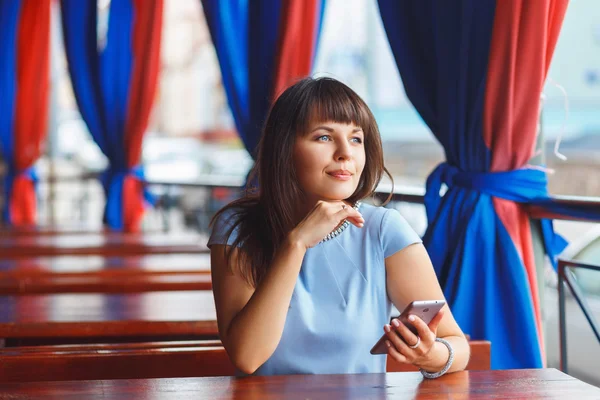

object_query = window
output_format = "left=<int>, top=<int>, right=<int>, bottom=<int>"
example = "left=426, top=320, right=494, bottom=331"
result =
left=543, top=0, right=600, bottom=198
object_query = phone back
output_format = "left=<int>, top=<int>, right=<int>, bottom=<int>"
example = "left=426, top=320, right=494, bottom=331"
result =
left=370, top=300, right=446, bottom=355
left=398, top=300, right=446, bottom=336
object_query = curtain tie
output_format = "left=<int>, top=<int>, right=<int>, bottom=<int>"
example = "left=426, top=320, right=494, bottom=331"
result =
left=425, top=162, right=567, bottom=268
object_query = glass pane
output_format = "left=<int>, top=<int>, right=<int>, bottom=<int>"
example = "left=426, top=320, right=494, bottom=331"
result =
left=544, top=0, right=600, bottom=198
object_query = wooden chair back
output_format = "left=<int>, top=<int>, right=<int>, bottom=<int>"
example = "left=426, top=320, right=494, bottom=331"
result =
left=0, top=340, right=490, bottom=382
left=386, top=340, right=491, bottom=371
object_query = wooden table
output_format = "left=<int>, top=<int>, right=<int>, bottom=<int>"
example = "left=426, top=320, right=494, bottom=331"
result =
left=0, top=271, right=212, bottom=294
left=0, top=369, right=597, bottom=399
left=0, top=254, right=210, bottom=273
left=0, top=254, right=212, bottom=294
left=0, top=233, right=209, bottom=258
left=0, top=291, right=218, bottom=345
left=0, top=226, right=157, bottom=236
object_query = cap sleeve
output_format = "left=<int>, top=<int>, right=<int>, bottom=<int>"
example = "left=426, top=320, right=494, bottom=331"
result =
left=208, top=208, right=241, bottom=248
left=380, top=208, right=422, bottom=258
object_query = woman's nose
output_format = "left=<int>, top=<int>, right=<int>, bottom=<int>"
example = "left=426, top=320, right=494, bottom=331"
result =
left=335, top=143, right=352, bottom=161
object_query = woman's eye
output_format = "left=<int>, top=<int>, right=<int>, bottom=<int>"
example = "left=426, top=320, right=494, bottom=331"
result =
left=317, top=135, right=331, bottom=142
left=351, top=137, right=363, bottom=144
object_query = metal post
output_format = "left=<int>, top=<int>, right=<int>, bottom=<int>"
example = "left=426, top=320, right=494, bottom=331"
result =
left=558, top=262, right=568, bottom=373
left=47, top=1, right=62, bottom=226
left=162, top=185, right=172, bottom=232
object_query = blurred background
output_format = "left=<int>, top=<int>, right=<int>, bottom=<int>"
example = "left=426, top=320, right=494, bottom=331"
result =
left=39, top=0, right=600, bottom=231
left=8, top=0, right=600, bottom=386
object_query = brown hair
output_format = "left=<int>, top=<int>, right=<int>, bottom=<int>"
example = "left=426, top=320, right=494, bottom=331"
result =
left=212, top=77, right=393, bottom=287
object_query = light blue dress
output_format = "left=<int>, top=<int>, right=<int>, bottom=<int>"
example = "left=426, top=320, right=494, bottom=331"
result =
left=208, top=203, right=422, bottom=375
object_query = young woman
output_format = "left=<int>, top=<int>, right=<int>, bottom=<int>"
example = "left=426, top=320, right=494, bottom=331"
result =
left=208, top=77, right=470, bottom=376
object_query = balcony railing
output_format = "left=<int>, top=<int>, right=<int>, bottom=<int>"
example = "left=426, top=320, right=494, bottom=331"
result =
left=558, top=259, right=600, bottom=374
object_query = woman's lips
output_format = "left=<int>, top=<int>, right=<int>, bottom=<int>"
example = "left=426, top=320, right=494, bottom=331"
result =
left=326, top=172, right=352, bottom=181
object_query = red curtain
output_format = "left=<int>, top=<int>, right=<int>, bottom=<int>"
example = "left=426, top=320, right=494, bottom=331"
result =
left=272, top=0, right=322, bottom=99
left=10, top=0, right=51, bottom=225
left=483, top=0, right=569, bottom=360
left=122, top=0, right=164, bottom=231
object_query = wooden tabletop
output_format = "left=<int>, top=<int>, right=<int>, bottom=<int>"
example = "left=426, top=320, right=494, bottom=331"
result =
left=0, top=254, right=211, bottom=273
left=0, top=369, right=597, bottom=399
left=0, top=233, right=209, bottom=258
left=0, top=226, right=156, bottom=236
left=0, top=291, right=218, bottom=345
left=0, top=271, right=212, bottom=294
left=0, top=254, right=212, bottom=294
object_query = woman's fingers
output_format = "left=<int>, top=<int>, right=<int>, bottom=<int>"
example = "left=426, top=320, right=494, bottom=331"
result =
left=385, top=339, right=409, bottom=364
left=385, top=315, right=440, bottom=362
left=392, top=318, right=420, bottom=347
left=405, top=315, right=437, bottom=354
left=333, top=204, right=364, bottom=227
left=384, top=323, right=412, bottom=357
left=292, top=200, right=364, bottom=248
left=410, top=315, right=437, bottom=341
left=346, top=214, right=364, bottom=227
left=426, top=309, right=445, bottom=335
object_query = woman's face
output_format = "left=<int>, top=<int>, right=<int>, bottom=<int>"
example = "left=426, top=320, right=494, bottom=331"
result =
left=293, top=121, right=366, bottom=204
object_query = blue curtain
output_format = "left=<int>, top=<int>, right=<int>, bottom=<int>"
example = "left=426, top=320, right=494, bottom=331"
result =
left=61, top=0, right=143, bottom=230
left=202, top=0, right=284, bottom=157
left=0, top=0, right=21, bottom=222
left=378, top=0, right=540, bottom=369
left=378, top=0, right=600, bottom=369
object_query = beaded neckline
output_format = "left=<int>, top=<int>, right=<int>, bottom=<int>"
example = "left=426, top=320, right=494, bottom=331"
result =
left=317, top=202, right=361, bottom=244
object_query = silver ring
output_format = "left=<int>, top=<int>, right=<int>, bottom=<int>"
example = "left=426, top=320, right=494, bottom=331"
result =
left=408, top=336, right=420, bottom=349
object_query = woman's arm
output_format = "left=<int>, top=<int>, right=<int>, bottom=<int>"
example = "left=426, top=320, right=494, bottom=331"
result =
left=211, top=201, right=364, bottom=374
left=211, top=239, right=306, bottom=374
left=385, top=243, right=470, bottom=373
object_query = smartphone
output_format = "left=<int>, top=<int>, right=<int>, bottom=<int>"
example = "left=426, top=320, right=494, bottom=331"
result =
left=370, top=300, right=446, bottom=355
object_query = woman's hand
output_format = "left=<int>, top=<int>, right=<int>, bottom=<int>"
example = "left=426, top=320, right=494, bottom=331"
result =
left=288, top=200, right=364, bottom=249
left=383, top=310, right=446, bottom=369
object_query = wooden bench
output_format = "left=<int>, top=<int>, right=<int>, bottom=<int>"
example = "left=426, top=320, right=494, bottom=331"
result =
left=0, top=270, right=212, bottom=294
left=0, top=233, right=209, bottom=258
left=0, top=340, right=233, bottom=382
left=0, top=340, right=490, bottom=382
left=0, top=291, right=493, bottom=364
left=0, top=291, right=219, bottom=346
left=0, top=254, right=212, bottom=294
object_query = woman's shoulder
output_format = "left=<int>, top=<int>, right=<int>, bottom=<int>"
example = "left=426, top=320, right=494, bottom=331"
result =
left=358, top=203, right=395, bottom=231
left=359, top=203, right=422, bottom=257
left=208, top=206, right=244, bottom=248
left=213, top=205, right=243, bottom=227
left=357, top=202, right=385, bottom=218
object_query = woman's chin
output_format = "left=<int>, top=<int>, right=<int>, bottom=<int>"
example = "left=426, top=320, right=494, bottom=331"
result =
left=319, top=190, right=357, bottom=202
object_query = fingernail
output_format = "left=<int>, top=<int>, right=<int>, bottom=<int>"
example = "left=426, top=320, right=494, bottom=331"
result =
left=385, top=340, right=391, bottom=348
left=384, top=324, right=391, bottom=333
left=408, top=315, right=415, bottom=322
left=392, top=319, right=400, bottom=327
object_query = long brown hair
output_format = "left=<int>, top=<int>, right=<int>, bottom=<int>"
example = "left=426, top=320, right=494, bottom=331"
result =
left=212, top=77, right=393, bottom=287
